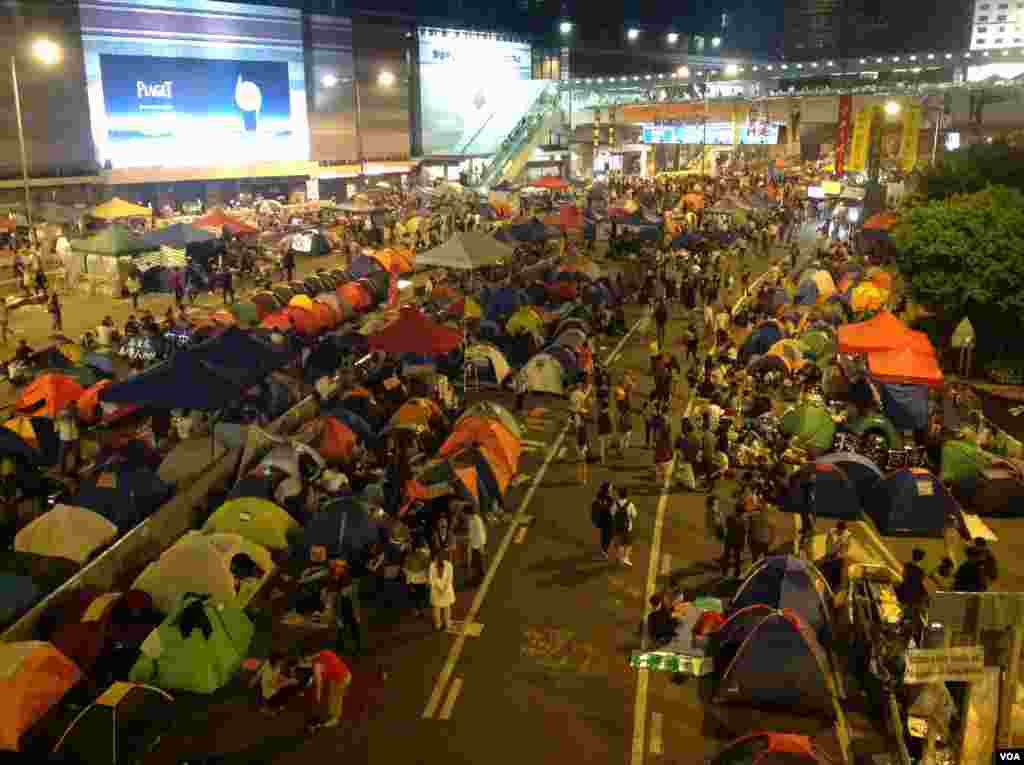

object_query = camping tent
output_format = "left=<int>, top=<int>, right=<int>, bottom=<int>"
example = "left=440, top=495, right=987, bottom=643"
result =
left=714, top=608, right=835, bottom=717
left=141, top=223, right=216, bottom=249
left=296, top=497, right=385, bottom=559
left=70, top=461, right=173, bottom=530
left=70, top=225, right=155, bottom=257
left=506, top=306, right=544, bottom=336
left=416, top=232, right=515, bottom=270
left=131, top=531, right=274, bottom=613
left=518, top=353, right=566, bottom=395
left=740, top=321, right=785, bottom=362
left=837, top=311, right=933, bottom=355
left=0, top=641, right=82, bottom=751
left=90, top=198, right=152, bottom=221
left=15, top=504, right=118, bottom=565
left=51, top=681, right=174, bottom=765
left=816, top=452, right=884, bottom=507
left=868, top=348, right=944, bottom=387
left=780, top=404, right=836, bottom=453
left=710, top=733, right=825, bottom=765
left=869, top=468, right=956, bottom=537
left=129, top=593, right=254, bottom=694
left=730, top=556, right=833, bottom=639
left=367, top=307, right=464, bottom=355
left=202, top=498, right=299, bottom=551
left=457, top=402, right=523, bottom=439
left=465, top=344, right=512, bottom=385
left=194, top=208, right=258, bottom=236
left=16, top=373, right=85, bottom=418
left=782, top=463, right=861, bottom=520
left=439, top=416, right=521, bottom=474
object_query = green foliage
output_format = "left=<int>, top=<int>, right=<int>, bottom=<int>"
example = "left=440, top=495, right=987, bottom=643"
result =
left=985, top=358, right=1024, bottom=385
left=921, top=141, right=1024, bottom=200
left=892, top=186, right=1024, bottom=323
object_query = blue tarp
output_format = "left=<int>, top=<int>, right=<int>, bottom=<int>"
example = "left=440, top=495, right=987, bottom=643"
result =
left=877, top=382, right=929, bottom=430
left=870, top=469, right=954, bottom=537
left=730, top=555, right=832, bottom=640
left=140, top=223, right=216, bottom=250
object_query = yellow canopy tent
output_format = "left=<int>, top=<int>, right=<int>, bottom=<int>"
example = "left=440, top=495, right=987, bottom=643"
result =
left=90, top=197, right=153, bottom=221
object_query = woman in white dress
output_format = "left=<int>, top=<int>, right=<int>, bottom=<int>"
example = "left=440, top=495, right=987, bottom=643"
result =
left=428, top=549, right=455, bottom=631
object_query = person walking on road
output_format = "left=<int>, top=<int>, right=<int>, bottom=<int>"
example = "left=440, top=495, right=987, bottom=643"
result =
left=654, top=299, right=669, bottom=350
left=573, top=412, right=591, bottom=485
left=617, top=399, right=634, bottom=454
left=126, top=271, right=142, bottom=310
left=222, top=267, right=235, bottom=305
left=721, top=506, right=748, bottom=579
left=0, top=301, right=9, bottom=346
left=597, top=406, right=613, bottom=465
left=48, top=293, right=62, bottom=332
left=592, top=481, right=615, bottom=560
left=429, top=549, right=455, bottom=631
left=746, top=502, right=775, bottom=562
left=56, top=404, right=80, bottom=476
left=466, top=507, right=487, bottom=586
left=612, top=487, right=637, bottom=567
left=513, top=372, right=528, bottom=412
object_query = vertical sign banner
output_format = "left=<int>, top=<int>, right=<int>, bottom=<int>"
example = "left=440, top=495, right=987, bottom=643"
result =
left=593, top=110, right=600, bottom=150
left=608, top=109, right=615, bottom=148
left=731, top=103, right=741, bottom=147
left=901, top=105, right=923, bottom=171
left=848, top=108, right=873, bottom=172
left=835, top=94, right=852, bottom=175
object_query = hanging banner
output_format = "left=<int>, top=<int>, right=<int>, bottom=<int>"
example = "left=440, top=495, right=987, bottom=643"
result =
left=900, top=105, right=923, bottom=171
left=835, top=95, right=852, bottom=175
left=847, top=108, right=873, bottom=173
left=593, top=111, right=600, bottom=150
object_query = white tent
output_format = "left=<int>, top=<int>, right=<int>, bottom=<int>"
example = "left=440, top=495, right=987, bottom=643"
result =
left=416, top=232, right=514, bottom=270
left=14, top=505, right=118, bottom=565
left=132, top=531, right=274, bottom=613
left=518, top=353, right=565, bottom=395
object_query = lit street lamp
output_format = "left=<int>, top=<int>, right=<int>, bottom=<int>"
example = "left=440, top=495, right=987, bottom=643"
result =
left=559, top=20, right=572, bottom=35
left=627, top=28, right=639, bottom=41
left=10, top=38, right=61, bottom=238
left=711, top=36, right=722, bottom=48
left=884, top=100, right=901, bottom=116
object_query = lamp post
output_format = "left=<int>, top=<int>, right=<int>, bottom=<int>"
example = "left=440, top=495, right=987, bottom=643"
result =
left=10, top=38, right=61, bottom=240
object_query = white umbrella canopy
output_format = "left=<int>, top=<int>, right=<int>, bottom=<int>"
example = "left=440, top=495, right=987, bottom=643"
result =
left=415, top=232, right=515, bottom=270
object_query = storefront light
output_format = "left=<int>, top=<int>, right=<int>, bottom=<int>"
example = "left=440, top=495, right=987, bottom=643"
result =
left=627, top=28, right=639, bottom=41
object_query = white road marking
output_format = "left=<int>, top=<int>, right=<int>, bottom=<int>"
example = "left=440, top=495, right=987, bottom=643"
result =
left=446, top=621, right=484, bottom=637
left=853, top=519, right=903, bottom=571
left=648, top=712, right=664, bottom=755
left=438, top=676, right=463, bottom=720
left=660, top=554, right=672, bottom=576
left=514, top=526, right=528, bottom=544
left=630, top=457, right=676, bottom=765
left=421, top=317, right=644, bottom=720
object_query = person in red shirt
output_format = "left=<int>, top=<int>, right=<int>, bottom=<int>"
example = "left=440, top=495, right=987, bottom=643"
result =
left=308, top=649, right=352, bottom=730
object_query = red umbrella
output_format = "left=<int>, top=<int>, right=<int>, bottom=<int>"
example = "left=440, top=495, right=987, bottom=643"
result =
left=368, top=306, right=464, bottom=355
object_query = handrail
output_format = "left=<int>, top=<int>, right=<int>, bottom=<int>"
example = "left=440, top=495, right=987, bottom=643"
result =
left=457, top=111, right=498, bottom=156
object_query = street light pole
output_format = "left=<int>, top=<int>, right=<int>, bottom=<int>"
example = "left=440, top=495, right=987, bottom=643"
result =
left=10, top=54, right=34, bottom=238
left=353, top=76, right=365, bottom=179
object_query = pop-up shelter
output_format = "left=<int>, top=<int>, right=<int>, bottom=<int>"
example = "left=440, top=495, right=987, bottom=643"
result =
left=837, top=311, right=933, bottom=355
left=714, top=608, right=835, bottom=717
left=869, top=468, right=957, bottom=537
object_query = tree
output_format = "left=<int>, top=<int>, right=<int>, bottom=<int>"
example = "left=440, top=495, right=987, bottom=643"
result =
left=920, top=141, right=1024, bottom=201
left=893, top=186, right=1024, bottom=358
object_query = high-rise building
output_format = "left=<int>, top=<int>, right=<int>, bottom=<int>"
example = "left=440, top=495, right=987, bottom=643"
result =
left=969, top=0, right=1024, bottom=49
left=784, top=0, right=972, bottom=59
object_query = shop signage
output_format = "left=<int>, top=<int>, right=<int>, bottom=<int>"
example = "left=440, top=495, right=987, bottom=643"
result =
left=835, top=95, right=852, bottom=175
left=904, top=646, right=984, bottom=684
left=900, top=105, right=923, bottom=172
left=848, top=108, right=873, bottom=173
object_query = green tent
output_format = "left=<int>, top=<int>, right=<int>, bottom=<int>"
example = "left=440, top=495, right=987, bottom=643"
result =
left=70, top=224, right=156, bottom=256
left=951, top=317, right=976, bottom=349
left=940, top=440, right=985, bottom=488
left=227, top=302, right=261, bottom=327
left=780, top=404, right=836, bottom=452
left=130, top=593, right=254, bottom=694
left=202, top=497, right=299, bottom=551
left=800, top=330, right=836, bottom=363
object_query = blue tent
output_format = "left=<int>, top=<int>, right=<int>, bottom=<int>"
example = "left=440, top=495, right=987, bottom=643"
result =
left=730, top=555, right=832, bottom=640
left=72, top=463, right=175, bottom=530
left=877, top=382, right=929, bottom=430
left=140, top=223, right=216, bottom=249
left=816, top=452, right=884, bottom=508
left=782, top=463, right=861, bottom=520
left=0, top=573, right=40, bottom=626
left=739, top=321, right=785, bottom=363
left=0, top=427, right=43, bottom=467
left=189, top=327, right=295, bottom=382
left=714, top=607, right=835, bottom=717
left=486, top=287, right=527, bottom=320
left=296, top=497, right=384, bottom=559
left=870, top=469, right=955, bottom=537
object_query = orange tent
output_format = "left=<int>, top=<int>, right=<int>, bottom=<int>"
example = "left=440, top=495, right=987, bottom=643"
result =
left=0, top=641, right=82, bottom=751
left=309, top=301, right=336, bottom=331
left=315, top=298, right=344, bottom=326
left=77, top=380, right=112, bottom=424
left=260, top=311, right=293, bottom=333
left=454, top=466, right=479, bottom=504
left=528, top=175, right=568, bottom=190
left=438, top=416, right=521, bottom=474
left=369, top=250, right=394, bottom=273
left=867, top=268, right=894, bottom=291
left=208, top=309, right=237, bottom=326
left=16, top=374, right=85, bottom=418
left=390, top=398, right=445, bottom=429
left=286, top=306, right=324, bottom=336
left=837, top=311, right=934, bottom=355
left=317, top=416, right=358, bottom=463
left=338, top=282, right=372, bottom=312
left=459, top=445, right=513, bottom=496
left=868, top=348, right=944, bottom=387
left=388, top=249, right=415, bottom=274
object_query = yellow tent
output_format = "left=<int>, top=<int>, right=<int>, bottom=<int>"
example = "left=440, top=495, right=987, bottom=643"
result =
left=289, top=294, right=315, bottom=311
left=90, top=197, right=153, bottom=220
left=851, top=283, right=886, bottom=313
left=506, top=307, right=544, bottom=336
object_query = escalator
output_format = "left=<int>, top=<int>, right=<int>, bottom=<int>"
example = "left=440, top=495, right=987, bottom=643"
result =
left=476, top=83, right=563, bottom=190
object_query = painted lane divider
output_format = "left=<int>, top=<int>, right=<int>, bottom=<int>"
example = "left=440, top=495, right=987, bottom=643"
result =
left=438, top=676, right=463, bottom=720
left=660, top=554, right=672, bottom=577
left=514, top=526, right=529, bottom=544
left=648, top=712, right=664, bottom=755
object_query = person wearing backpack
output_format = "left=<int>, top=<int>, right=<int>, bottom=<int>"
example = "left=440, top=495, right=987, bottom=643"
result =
left=591, top=481, right=615, bottom=560
left=612, top=487, right=638, bottom=567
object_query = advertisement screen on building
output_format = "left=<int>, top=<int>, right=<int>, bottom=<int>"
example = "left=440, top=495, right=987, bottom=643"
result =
left=641, top=123, right=779, bottom=145
left=418, top=31, right=546, bottom=156
left=81, top=0, right=309, bottom=168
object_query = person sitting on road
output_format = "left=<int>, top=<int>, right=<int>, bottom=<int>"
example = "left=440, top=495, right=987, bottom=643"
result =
left=647, top=593, right=679, bottom=646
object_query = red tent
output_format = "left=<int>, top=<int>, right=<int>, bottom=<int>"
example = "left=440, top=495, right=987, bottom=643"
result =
left=528, top=175, right=569, bottom=190
left=868, top=348, right=944, bottom=387
left=559, top=205, right=583, bottom=229
left=195, top=208, right=258, bottom=235
left=367, top=307, right=463, bottom=355
left=837, top=311, right=934, bottom=355
left=338, top=282, right=373, bottom=312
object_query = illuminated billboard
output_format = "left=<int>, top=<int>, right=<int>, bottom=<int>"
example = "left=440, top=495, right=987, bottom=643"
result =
left=641, top=122, right=779, bottom=145
left=81, top=0, right=309, bottom=167
left=418, top=30, right=546, bottom=155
